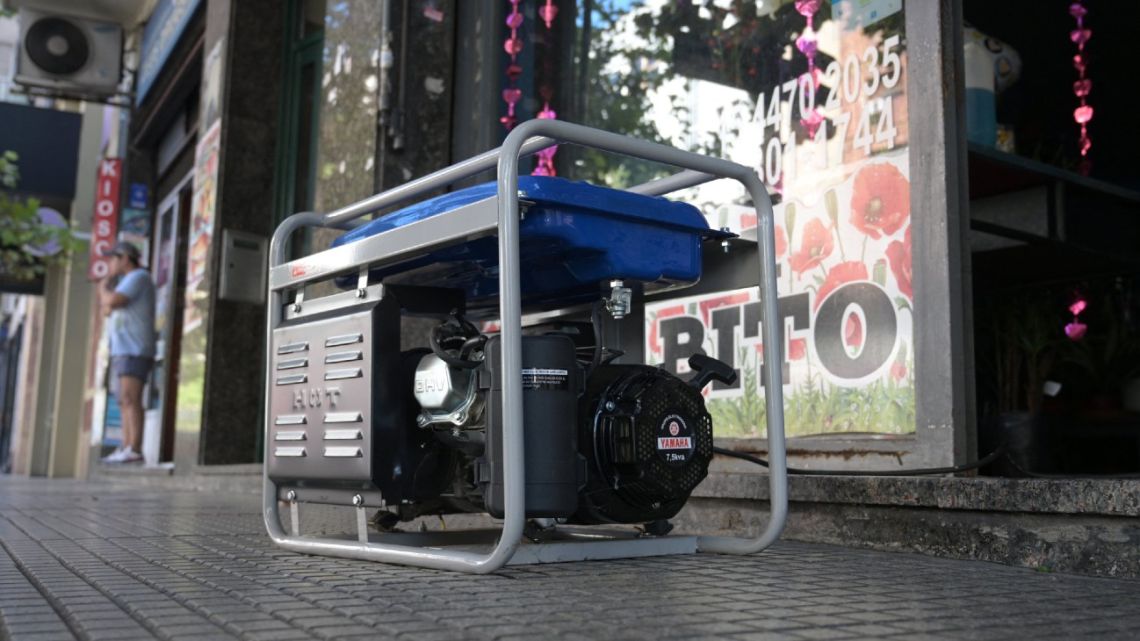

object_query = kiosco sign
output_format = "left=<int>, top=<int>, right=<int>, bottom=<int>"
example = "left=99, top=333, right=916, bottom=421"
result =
left=88, top=159, right=122, bottom=280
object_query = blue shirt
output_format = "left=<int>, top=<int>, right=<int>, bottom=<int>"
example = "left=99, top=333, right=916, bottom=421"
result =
left=110, top=268, right=156, bottom=358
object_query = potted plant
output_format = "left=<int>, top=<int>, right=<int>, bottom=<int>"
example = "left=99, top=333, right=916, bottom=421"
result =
left=0, top=150, right=83, bottom=283
left=977, top=289, right=1065, bottom=475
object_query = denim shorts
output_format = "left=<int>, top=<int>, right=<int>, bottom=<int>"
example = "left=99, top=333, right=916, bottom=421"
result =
left=112, top=355, right=154, bottom=382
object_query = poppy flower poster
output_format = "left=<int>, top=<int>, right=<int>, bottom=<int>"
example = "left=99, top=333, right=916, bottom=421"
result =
left=644, top=2, right=913, bottom=437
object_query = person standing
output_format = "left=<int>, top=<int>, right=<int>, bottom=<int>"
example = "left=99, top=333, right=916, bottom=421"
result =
left=99, top=241, right=156, bottom=464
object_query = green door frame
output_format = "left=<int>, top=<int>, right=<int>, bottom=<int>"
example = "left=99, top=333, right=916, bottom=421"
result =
left=273, top=0, right=324, bottom=225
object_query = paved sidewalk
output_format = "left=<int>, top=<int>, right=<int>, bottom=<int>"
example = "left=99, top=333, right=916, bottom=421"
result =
left=1, top=477, right=1138, bottom=641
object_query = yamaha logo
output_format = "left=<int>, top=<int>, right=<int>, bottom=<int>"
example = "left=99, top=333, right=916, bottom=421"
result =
left=657, top=412, right=693, bottom=466
left=657, top=436, right=692, bottom=450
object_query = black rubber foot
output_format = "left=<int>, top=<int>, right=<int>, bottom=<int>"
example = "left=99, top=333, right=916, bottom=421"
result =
left=643, top=519, right=674, bottom=536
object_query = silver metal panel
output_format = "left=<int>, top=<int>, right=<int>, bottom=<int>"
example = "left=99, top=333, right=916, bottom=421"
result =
left=270, top=196, right=501, bottom=291
left=274, top=446, right=306, bottom=457
left=323, top=429, right=363, bottom=440
left=322, top=136, right=555, bottom=226
left=276, top=486, right=386, bottom=507
left=275, top=374, right=307, bottom=385
left=268, top=305, right=375, bottom=482
left=284, top=286, right=383, bottom=322
left=274, top=431, right=306, bottom=441
left=324, top=446, right=363, bottom=458
left=219, top=228, right=267, bottom=304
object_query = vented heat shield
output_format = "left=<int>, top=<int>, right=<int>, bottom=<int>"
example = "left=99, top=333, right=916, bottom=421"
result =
left=267, top=289, right=436, bottom=502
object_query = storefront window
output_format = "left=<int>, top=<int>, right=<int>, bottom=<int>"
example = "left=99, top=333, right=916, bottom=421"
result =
left=562, top=0, right=914, bottom=438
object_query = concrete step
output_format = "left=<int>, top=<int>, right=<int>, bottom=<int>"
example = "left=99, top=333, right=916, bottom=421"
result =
left=680, top=472, right=1140, bottom=578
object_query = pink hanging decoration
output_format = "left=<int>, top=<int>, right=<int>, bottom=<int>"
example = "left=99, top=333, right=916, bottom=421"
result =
left=1065, top=296, right=1088, bottom=341
left=532, top=1, right=559, bottom=176
left=501, top=0, right=524, bottom=131
left=795, top=0, right=822, bottom=14
left=1065, top=321, right=1088, bottom=340
left=539, top=0, right=558, bottom=29
left=795, top=0, right=822, bottom=138
left=1069, top=1, right=1093, bottom=175
left=532, top=104, right=558, bottom=176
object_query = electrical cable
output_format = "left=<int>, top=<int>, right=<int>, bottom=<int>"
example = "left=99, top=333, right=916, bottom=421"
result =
left=713, top=443, right=1008, bottom=476
left=459, top=335, right=487, bottom=360
left=589, top=300, right=604, bottom=374
left=429, top=317, right=482, bottom=369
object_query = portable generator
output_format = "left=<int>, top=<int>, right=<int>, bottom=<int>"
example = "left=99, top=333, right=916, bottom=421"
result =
left=263, top=120, right=788, bottom=573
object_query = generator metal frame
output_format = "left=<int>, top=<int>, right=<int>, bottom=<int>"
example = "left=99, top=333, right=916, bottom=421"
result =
left=262, top=120, right=789, bottom=574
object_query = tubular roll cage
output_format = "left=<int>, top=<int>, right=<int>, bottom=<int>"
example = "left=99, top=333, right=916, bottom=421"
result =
left=263, top=120, right=788, bottom=574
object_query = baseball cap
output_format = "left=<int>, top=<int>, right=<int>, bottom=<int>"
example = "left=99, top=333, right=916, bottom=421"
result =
left=103, top=241, right=142, bottom=262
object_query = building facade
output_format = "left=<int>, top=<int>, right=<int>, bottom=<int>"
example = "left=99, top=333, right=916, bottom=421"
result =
left=6, top=0, right=1138, bottom=487
left=3, top=0, right=968, bottom=477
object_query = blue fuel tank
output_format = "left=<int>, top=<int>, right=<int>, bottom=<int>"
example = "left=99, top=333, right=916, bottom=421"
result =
left=333, top=176, right=730, bottom=311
